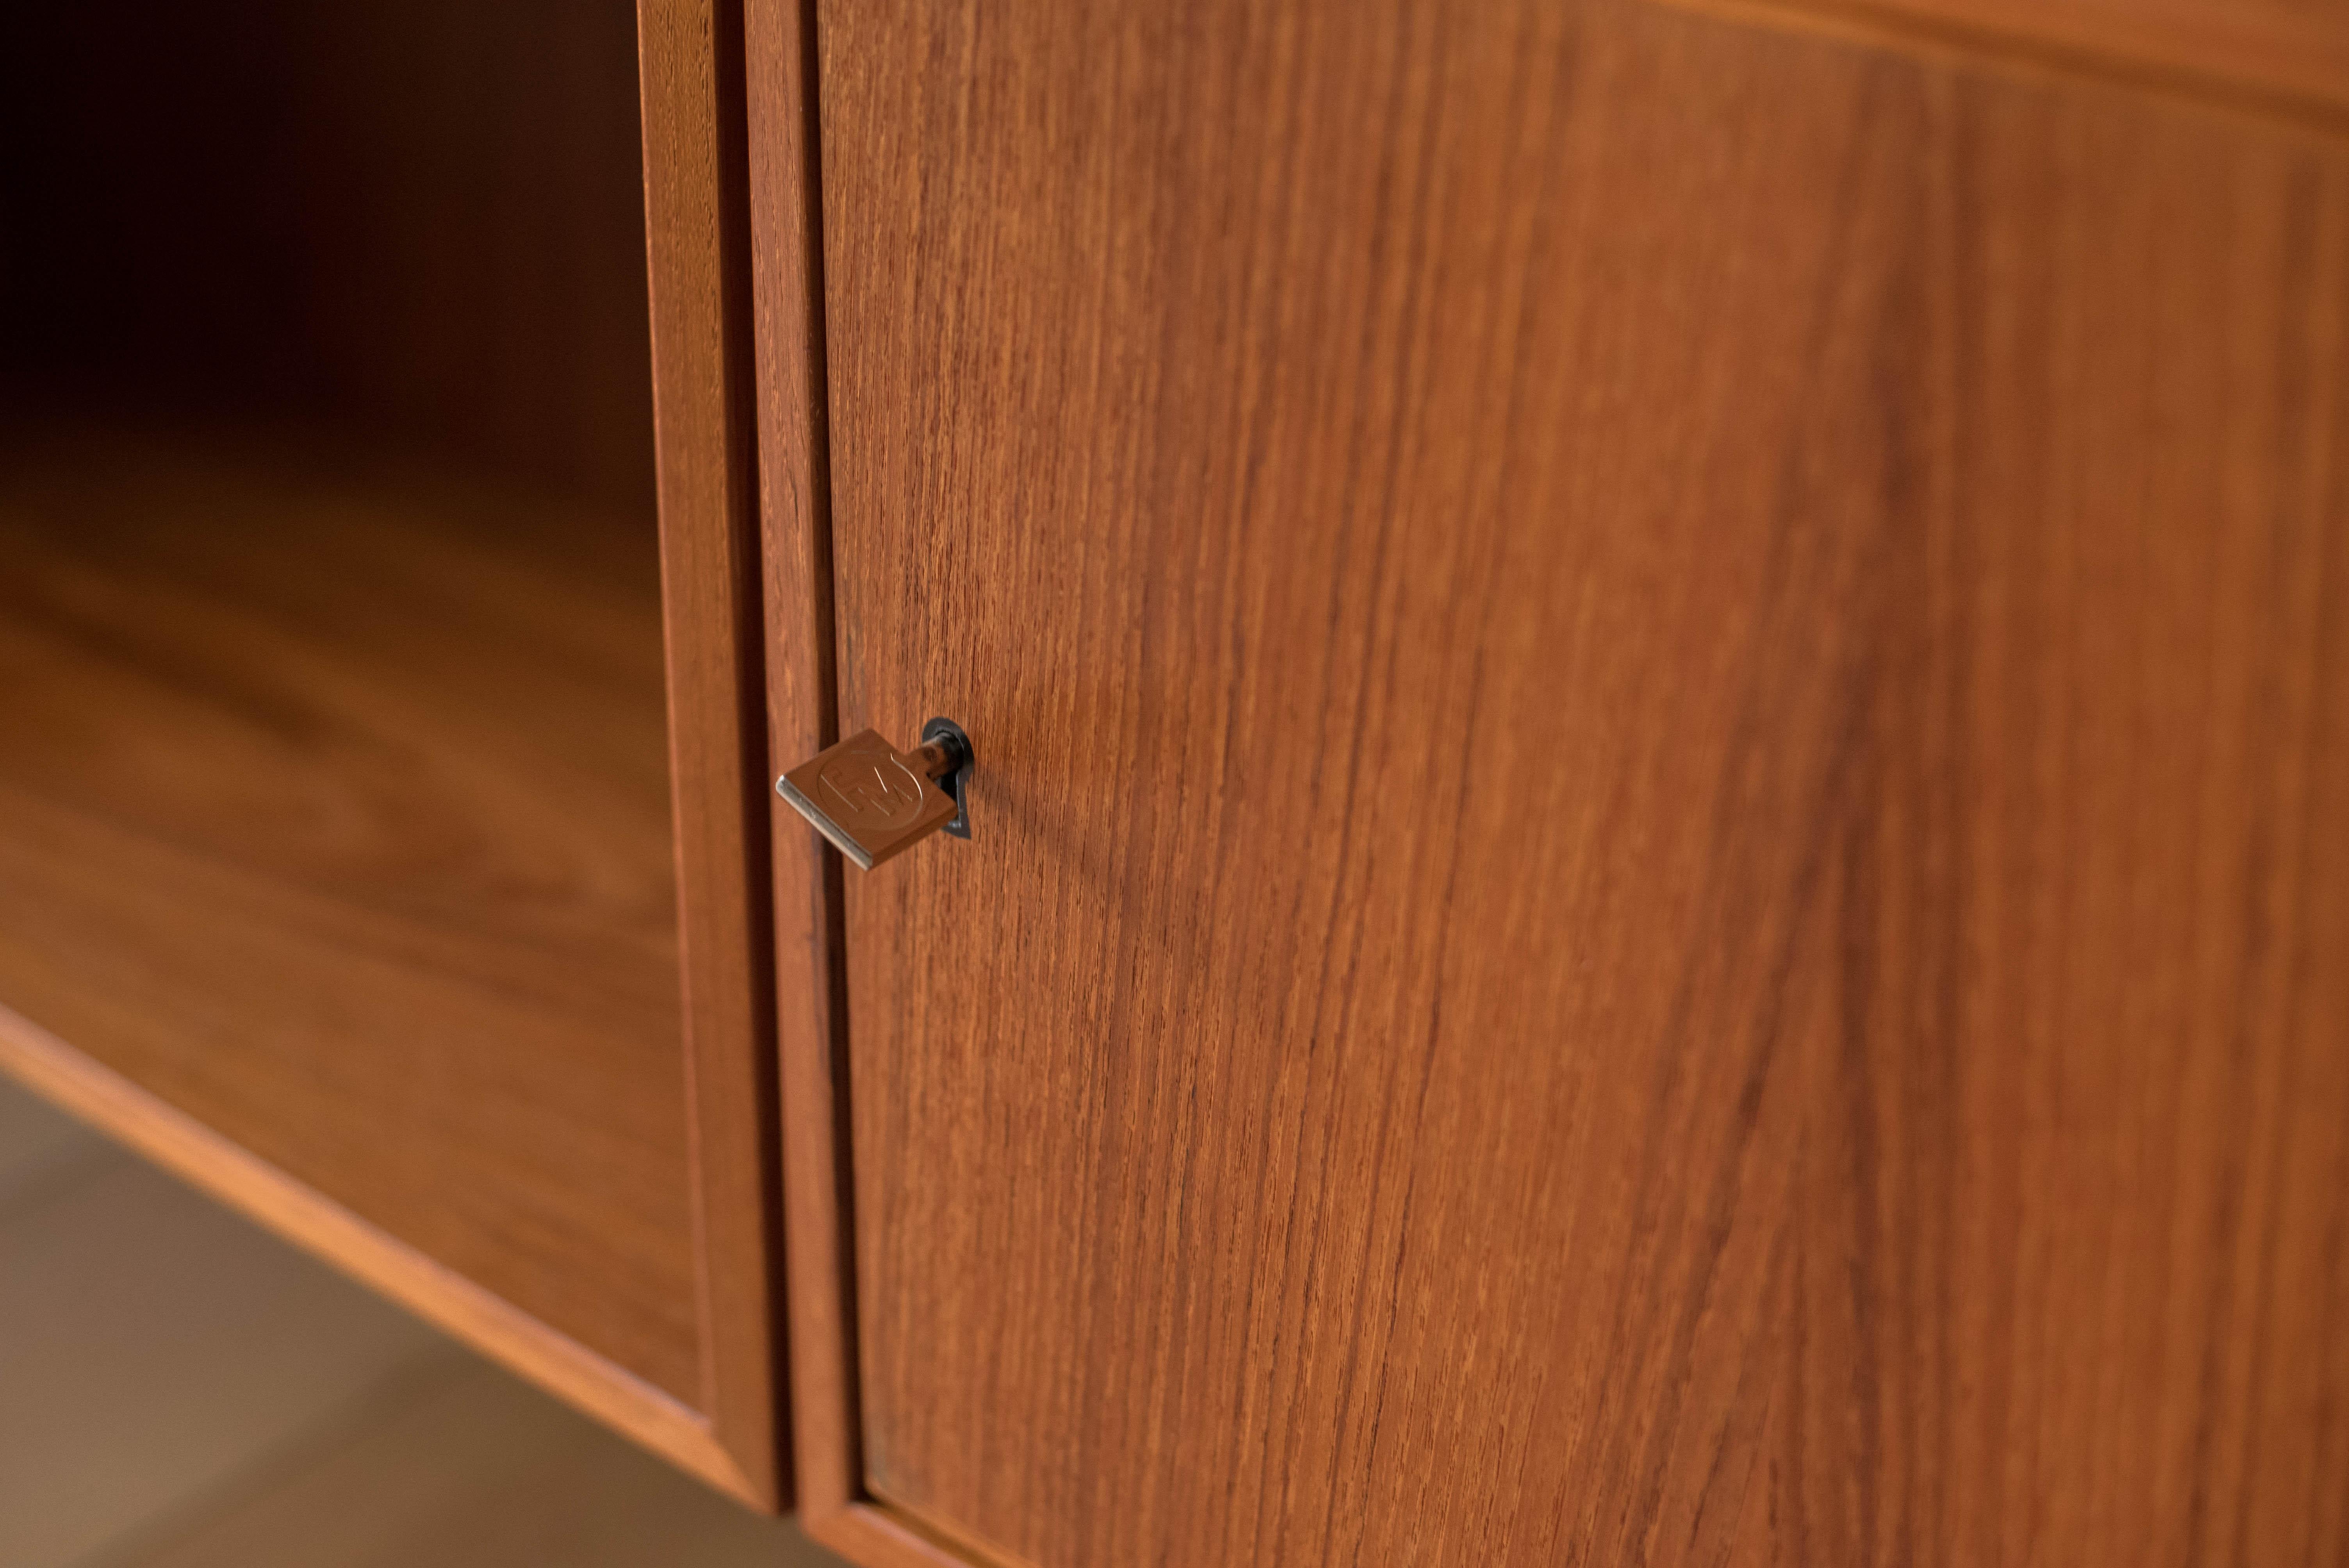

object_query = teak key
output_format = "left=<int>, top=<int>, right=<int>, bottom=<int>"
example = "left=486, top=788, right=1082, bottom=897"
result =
left=776, top=719, right=974, bottom=871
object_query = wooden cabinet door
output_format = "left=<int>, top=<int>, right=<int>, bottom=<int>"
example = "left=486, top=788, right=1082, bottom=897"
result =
left=754, top=0, right=2349, bottom=1561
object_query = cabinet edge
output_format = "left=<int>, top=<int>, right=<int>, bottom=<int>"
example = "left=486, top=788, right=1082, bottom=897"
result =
left=0, top=1008, right=769, bottom=1507
left=640, top=0, right=790, bottom=1513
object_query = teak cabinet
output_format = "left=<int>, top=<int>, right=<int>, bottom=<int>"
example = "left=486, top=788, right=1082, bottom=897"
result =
left=0, top=0, right=779, bottom=1506
left=4, top=0, right=2347, bottom=1564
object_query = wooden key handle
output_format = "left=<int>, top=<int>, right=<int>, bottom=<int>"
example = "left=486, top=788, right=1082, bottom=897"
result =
left=776, top=718, right=973, bottom=871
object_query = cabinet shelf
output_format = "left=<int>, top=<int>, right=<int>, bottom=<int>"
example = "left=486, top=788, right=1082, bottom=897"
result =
left=0, top=0, right=779, bottom=1505
left=0, top=425, right=698, bottom=1400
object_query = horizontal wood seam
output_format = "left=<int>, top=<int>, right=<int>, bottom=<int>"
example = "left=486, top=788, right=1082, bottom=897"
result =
left=805, top=1501, right=1003, bottom=1568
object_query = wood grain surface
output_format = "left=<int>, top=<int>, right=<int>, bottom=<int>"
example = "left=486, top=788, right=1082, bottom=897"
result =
left=637, top=0, right=788, bottom=1507
left=0, top=429, right=699, bottom=1396
left=748, top=0, right=975, bottom=1558
left=806, top=0, right=2349, bottom=1563
left=1659, top=0, right=2349, bottom=128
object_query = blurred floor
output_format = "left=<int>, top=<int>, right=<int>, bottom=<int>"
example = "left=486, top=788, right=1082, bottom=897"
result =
left=0, top=1075, right=842, bottom=1568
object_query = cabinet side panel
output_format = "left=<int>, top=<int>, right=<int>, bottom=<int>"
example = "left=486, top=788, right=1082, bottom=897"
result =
left=639, top=0, right=786, bottom=1509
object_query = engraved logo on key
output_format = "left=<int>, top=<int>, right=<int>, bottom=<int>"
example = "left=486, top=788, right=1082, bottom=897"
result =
left=817, top=743, right=927, bottom=831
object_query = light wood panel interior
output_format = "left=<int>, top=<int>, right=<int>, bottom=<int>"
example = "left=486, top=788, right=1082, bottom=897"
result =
left=0, top=428, right=697, bottom=1396
left=813, top=0, right=2349, bottom=1562
left=0, top=0, right=733, bottom=1425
